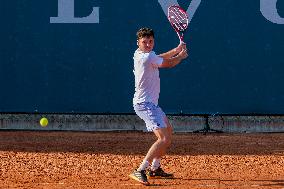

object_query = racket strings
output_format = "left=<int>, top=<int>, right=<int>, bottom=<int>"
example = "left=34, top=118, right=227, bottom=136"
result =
left=168, top=7, right=188, bottom=32
left=170, top=9, right=186, bottom=23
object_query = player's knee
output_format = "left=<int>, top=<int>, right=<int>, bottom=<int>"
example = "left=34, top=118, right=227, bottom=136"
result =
left=161, top=136, right=171, bottom=147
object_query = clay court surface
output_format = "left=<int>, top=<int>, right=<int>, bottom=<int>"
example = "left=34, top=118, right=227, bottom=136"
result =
left=0, top=131, right=284, bottom=189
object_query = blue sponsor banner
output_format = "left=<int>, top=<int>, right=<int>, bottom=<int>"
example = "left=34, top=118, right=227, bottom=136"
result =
left=0, top=0, right=284, bottom=114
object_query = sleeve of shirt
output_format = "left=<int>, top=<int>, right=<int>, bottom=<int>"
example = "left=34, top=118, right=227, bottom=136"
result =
left=149, top=51, right=163, bottom=68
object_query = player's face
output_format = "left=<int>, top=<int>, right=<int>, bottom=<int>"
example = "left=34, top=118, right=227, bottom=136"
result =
left=137, top=36, right=154, bottom=53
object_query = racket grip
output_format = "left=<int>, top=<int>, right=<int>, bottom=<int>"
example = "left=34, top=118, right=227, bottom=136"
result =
left=178, top=34, right=185, bottom=44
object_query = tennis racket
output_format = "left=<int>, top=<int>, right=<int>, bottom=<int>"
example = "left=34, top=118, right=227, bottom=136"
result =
left=167, top=5, right=189, bottom=43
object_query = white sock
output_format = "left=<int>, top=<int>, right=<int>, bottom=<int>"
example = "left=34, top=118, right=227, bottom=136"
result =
left=137, top=160, right=150, bottom=171
left=151, top=158, right=161, bottom=171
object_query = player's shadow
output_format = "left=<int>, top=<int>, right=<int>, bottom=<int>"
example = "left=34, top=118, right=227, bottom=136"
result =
left=166, top=178, right=284, bottom=188
left=254, top=180, right=284, bottom=187
left=0, top=130, right=283, bottom=155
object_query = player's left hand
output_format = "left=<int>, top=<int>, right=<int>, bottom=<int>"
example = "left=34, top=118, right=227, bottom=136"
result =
left=176, top=42, right=187, bottom=53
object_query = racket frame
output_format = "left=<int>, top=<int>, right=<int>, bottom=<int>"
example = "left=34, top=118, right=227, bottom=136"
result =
left=167, top=5, right=189, bottom=43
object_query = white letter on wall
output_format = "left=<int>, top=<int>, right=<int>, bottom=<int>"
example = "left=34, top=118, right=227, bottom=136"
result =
left=50, top=0, right=99, bottom=23
left=260, top=0, right=284, bottom=24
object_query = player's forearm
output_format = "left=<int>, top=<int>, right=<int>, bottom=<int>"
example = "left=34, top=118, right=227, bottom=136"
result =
left=169, top=55, right=184, bottom=67
left=158, top=48, right=178, bottom=59
left=160, top=55, right=183, bottom=68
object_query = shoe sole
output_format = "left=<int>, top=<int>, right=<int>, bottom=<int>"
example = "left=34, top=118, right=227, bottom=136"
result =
left=129, top=174, right=150, bottom=185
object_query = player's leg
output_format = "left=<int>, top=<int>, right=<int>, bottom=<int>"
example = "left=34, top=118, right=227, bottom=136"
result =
left=129, top=129, right=170, bottom=185
left=149, top=114, right=173, bottom=163
left=157, top=116, right=173, bottom=156
left=148, top=117, right=174, bottom=179
left=130, top=102, right=172, bottom=184
left=151, top=118, right=173, bottom=160
left=143, top=126, right=172, bottom=164
left=137, top=105, right=172, bottom=168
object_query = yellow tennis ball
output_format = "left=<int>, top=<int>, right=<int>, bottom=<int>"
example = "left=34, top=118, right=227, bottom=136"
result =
left=40, top=117, right=48, bottom=127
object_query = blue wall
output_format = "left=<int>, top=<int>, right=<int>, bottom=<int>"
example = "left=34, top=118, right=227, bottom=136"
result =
left=0, top=0, right=284, bottom=114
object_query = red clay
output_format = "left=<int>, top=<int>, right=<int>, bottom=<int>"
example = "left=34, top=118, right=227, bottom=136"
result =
left=0, top=131, right=283, bottom=188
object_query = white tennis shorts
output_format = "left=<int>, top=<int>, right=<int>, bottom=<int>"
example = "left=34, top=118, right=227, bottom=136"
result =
left=134, top=102, right=167, bottom=131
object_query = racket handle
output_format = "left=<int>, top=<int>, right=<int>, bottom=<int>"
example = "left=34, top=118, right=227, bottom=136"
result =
left=177, top=32, right=184, bottom=44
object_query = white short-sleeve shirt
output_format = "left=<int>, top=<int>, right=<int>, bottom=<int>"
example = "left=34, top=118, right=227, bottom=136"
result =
left=133, top=49, right=163, bottom=105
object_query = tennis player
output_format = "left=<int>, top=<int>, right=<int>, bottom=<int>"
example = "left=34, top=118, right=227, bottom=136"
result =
left=129, top=27, right=188, bottom=185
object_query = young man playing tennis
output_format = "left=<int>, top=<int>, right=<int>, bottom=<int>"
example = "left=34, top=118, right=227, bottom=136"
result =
left=129, top=27, right=188, bottom=185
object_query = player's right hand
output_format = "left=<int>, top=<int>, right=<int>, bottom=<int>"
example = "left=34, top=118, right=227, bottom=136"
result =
left=179, top=49, right=188, bottom=59
left=175, top=42, right=186, bottom=54
left=181, top=43, right=187, bottom=51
